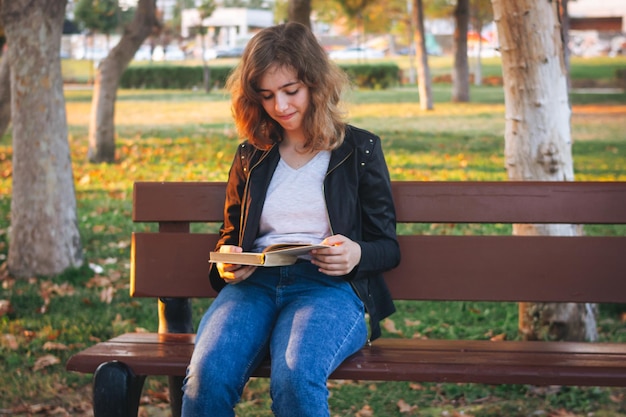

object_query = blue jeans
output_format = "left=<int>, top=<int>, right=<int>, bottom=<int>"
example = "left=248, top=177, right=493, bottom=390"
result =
left=181, top=261, right=368, bottom=417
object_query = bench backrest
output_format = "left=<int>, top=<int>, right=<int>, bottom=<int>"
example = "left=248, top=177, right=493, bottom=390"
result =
left=131, top=181, right=626, bottom=304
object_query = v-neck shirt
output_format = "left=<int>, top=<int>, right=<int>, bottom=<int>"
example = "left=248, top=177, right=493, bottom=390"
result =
left=252, top=150, right=331, bottom=252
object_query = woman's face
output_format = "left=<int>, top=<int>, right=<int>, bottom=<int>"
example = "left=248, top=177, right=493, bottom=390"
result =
left=257, top=65, right=310, bottom=139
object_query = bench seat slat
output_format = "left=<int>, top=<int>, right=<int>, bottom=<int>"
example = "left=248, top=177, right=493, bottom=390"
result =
left=132, top=232, right=626, bottom=303
left=66, top=333, right=626, bottom=387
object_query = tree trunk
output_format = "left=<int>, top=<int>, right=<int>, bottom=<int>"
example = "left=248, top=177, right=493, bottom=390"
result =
left=0, top=53, right=10, bottom=136
left=452, top=0, right=470, bottom=102
left=200, top=29, right=212, bottom=93
left=474, top=22, right=484, bottom=86
left=559, top=0, right=571, bottom=90
left=1, top=0, right=83, bottom=278
left=87, top=0, right=158, bottom=163
left=413, top=0, right=433, bottom=110
left=491, top=0, right=597, bottom=341
left=288, top=0, right=311, bottom=28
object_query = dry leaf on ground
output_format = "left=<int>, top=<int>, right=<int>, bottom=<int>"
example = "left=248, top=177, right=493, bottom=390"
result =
left=383, top=318, right=403, bottom=336
left=0, top=299, right=12, bottom=316
left=43, top=341, right=69, bottom=351
left=397, top=399, right=418, bottom=413
left=33, top=354, right=60, bottom=371
left=356, top=404, right=374, bottom=417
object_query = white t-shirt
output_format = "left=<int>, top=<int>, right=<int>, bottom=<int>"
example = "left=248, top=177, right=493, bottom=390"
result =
left=252, top=150, right=332, bottom=252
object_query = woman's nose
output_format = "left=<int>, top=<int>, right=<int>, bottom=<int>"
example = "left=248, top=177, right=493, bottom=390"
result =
left=275, top=94, right=288, bottom=112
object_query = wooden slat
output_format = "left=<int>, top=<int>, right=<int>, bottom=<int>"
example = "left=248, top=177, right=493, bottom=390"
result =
left=130, top=232, right=218, bottom=298
left=133, top=182, right=227, bottom=222
left=387, top=235, right=626, bottom=303
left=132, top=181, right=626, bottom=224
left=392, top=181, right=626, bottom=224
left=66, top=333, right=626, bottom=386
left=131, top=232, right=626, bottom=302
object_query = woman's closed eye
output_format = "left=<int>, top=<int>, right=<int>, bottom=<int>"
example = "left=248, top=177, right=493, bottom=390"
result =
left=261, top=89, right=299, bottom=101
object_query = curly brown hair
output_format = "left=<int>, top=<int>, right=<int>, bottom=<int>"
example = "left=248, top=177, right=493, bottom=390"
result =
left=225, top=22, right=349, bottom=150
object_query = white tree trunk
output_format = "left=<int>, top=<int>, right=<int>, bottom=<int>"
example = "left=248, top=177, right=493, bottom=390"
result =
left=413, top=0, right=433, bottom=110
left=87, top=0, right=158, bottom=163
left=491, top=0, right=597, bottom=341
left=1, top=0, right=83, bottom=278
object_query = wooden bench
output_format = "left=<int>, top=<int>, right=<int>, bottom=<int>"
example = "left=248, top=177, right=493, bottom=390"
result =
left=66, top=181, right=626, bottom=417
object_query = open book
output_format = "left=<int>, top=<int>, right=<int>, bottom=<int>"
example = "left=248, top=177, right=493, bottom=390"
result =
left=209, top=243, right=330, bottom=267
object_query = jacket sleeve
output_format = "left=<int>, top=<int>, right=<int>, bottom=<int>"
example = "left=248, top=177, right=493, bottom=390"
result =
left=209, top=143, right=249, bottom=291
left=353, top=135, right=400, bottom=276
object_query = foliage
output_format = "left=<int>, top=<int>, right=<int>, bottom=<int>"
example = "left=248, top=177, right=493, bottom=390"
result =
left=197, top=0, right=216, bottom=20
left=223, top=0, right=269, bottom=7
left=333, top=0, right=380, bottom=37
left=74, top=0, right=126, bottom=35
left=341, top=62, right=402, bottom=89
left=119, top=64, right=235, bottom=89
left=170, top=0, right=197, bottom=34
left=0, top=84, right=625, bottom=415
left=615, top=68, right=626, bottom=91
left=469, top=0, right=493, bottom=35
left=119, top=62, right=401, bottom=90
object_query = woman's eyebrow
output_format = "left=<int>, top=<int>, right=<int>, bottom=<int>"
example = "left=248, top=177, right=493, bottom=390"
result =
left=256, top=81, right=300, bottom=92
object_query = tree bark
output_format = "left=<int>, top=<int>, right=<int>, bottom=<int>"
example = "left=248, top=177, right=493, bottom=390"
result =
left=1, top=0, right=83, bottom=278
left=87, top=0, right=158, bottom=163
left=491, top=0, right=596, bottom=341
left=413, top=0, right=433, bottom=110
left=0, top=52, right=10, bottom=136
left=288, top=0, right=311, bottom=28
left=452, top=0, right=470, bottom=102
left=559, top=0, right=571, bottom=90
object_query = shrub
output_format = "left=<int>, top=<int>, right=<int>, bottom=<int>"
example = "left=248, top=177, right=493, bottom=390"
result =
left=120, top=65, right=235, bottom=90
left=616, top=68, right=626, bottom=91
left=120, top=63, right=401, bottom=90
left=339, top=63, right=401, bottom=89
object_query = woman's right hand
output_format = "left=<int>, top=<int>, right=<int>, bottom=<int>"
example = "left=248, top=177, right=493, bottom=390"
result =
left=216, top=245, right=257, bottom=284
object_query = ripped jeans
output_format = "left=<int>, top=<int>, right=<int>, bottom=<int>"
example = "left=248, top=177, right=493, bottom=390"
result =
left=181, top=261, right=368, bottom=417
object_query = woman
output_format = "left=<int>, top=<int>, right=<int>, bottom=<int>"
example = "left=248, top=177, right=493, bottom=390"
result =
left=182, top=22, right=400, bottom=417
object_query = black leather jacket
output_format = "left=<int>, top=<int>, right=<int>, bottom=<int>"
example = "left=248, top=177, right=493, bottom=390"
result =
left=209, top=125, right=400, bottom=340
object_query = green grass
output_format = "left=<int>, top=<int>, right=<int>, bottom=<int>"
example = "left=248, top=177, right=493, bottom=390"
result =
left=1, top=67, right=626, bottom=415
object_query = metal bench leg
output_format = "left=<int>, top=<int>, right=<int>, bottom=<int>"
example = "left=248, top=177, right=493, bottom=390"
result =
left=168, top=375, right=184, bottom=417
left=93, top=361, right=146, bottom=417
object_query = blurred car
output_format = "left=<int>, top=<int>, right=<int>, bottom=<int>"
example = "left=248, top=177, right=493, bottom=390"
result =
left=328, top=47, right=385, bottom=60
left=216, top=46, right=245, bottom=58
left=203, top=48, right=218, bottom=60
left=152, top=45, right=187, bottom=61
left=133, top=45, right=153, bottom=61
left=73, top=47, right=108, bottom=60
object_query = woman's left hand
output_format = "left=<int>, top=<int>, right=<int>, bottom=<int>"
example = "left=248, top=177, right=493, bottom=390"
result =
left=311, top=234, right=361, bottom=276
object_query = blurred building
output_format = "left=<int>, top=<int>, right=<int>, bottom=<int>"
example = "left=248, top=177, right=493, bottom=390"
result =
left=181, top=7, right=273, bottom=49
left=568, top=0, right=626, bottom=57
left=568, top=0, right=626, bottom=32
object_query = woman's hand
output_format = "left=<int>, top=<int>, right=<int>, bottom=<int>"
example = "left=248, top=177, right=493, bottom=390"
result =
left=311, top=234, right=361, bottom=276
left=216, top=245, right=257, bottom=284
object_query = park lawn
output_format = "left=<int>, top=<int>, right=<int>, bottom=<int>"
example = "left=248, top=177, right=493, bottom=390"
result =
left=0, top=84, right=625, bottom=416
